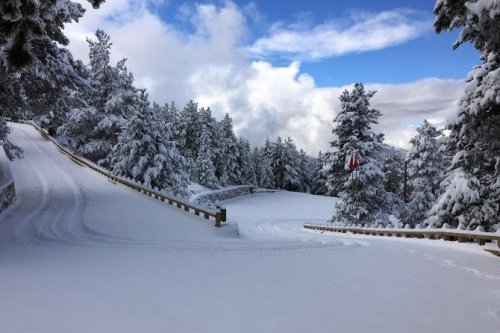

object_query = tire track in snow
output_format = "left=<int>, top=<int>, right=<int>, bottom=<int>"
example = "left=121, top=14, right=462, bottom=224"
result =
left=6, top=125, right=86, bottom=246
left=11, top=129, right=52, bottom=244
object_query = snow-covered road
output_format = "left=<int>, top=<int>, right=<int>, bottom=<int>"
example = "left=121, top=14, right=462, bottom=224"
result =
left=0, top=123, right=240, bottom=249
left=0, top=124, right=499, bottom=333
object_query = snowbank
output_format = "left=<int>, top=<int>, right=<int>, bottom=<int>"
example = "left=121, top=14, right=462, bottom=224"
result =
left=0, top=151, right=15, bottom=213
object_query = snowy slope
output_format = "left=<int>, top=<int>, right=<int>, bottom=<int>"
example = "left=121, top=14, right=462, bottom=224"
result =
left=0, top=124, right=499, bottom=333
left=0, top=123, right=233, bottom=248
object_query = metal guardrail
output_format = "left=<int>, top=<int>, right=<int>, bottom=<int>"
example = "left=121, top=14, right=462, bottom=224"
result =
left=303, top=224, right=500, bottom=256
left=12, top=119, right=224, bottom=227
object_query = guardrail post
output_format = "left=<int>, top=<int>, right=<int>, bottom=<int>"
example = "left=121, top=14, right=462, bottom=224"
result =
left=215, top=210, right=222, bottom=228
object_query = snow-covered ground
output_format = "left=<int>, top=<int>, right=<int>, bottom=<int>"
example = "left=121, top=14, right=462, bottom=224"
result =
left=1, top=124, right=499, bottom=333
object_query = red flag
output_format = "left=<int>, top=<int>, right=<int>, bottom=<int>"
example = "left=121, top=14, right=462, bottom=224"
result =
left=349, top=152, right=359, bottom=170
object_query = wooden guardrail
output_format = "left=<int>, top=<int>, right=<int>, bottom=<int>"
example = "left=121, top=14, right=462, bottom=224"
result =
left=12, top=119, right=225, bottom=227
left=303, top=224, right=500, bottom=256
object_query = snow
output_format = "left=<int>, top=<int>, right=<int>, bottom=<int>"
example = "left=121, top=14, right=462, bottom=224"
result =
left=1, top=124, right=500, bottom=333
left=0, top=150, right=13, bottom=188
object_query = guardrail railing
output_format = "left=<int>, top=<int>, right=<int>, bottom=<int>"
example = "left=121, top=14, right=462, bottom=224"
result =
left=12, top=119, right=225, bottom=227
left=303, top=224, right=500, bottom=256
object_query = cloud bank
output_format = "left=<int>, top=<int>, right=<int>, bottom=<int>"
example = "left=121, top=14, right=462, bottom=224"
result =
left=65, top=1, right=464, bottom=155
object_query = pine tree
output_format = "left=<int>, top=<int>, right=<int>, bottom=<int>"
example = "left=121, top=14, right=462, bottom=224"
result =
left=195, top=123, right=218, bottom=189
left=401, top=121, right=445, bottom=227
left=178, top=100, right=201, bottom=164
left=0, top=0, right=104, bottom=71
left=382, top=146, right=405, bottom=198
left=8, top=43, right=90, bottom=129
left=259, top=138, right=275, bottom=189
left=0, top=26, right=92, bottom=143
left=270, top=137, right=285, bottom=188
left=328, top=83, right=391, bottom=226
left=0, top=1, right=104, bottom=160
left=59, top=30, right=135, bottom=166
left=310, top=151, right=329, bottom=195
left=428, top=0, right=500, bottom=231
left=215, top=113, right=240, bottom=185
left=238, top=138, right=257, bottom=185
left=164, top=102, right=180, bottom=138
left=381, top=146, right=406, bottom=220
left=251, top=147, right=262, bottom=186
left=0, top=60, right=24, bottom=121
left=281, top=137, right=302, bottom=191
left=109, top=90, right=189, bottom=197
left=0, top=117, right=23, bottom=160
left=298, top=149, right=312, bottom=193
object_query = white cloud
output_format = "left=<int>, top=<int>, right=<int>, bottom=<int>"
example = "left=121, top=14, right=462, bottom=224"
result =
left=64, top=1, right=464, bottom=155
left=248, top=10, right=432, bottom=61
left=193, top=61, right=464, bottom=154
left=66, top=0, right=248, bottom=103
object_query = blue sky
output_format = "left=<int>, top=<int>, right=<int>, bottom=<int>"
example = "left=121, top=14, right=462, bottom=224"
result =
left=153, top=0, right=478, bottom=86
left=68, top=0, right=475, bottom=153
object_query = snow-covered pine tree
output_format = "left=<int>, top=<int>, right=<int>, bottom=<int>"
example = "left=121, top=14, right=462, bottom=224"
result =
left=259, top=138, right=275, bottom=189
left=0, top=27, right=91, bottom=152
left=198, top=107, right=220, bottom=183
left=0, top=59, right=24, bottom=159
left=270, top=136, right=285, bottom=188
left=427, top=0, right=500, bottom=231
left=401, top=121, right=445, bottom=227
left=195, top=122, right=218, bottom=189
left=238, top=138, right=257, bottom=186
left=310, top=151, right=329, bottom=195
left=162, top=102, right=180, bottom=138
left=381, top=146, right=406, bottom=220
left=0, top=0, right=104, bottom=72
left=251, top=147, right=262, bottom=186
left=178, top=100, right=201, bottom=169
left=298, top=149, right=312, bottom=193
left=0, top=116, right=23, bottom=160
left=7, top=41, right=90, bottom=130
left=281, top=137, right=302, bottom=191
left=382, top=146, right=405, bottom=199
left=0, top=60, right=24, bottom=120
left=60, top=30, right=135, bottom=166
left=109, top=90, right=189, bottom=197
left=328, top=83, right=390, bottom=226
left=215, top=113, right=240, bottom=185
